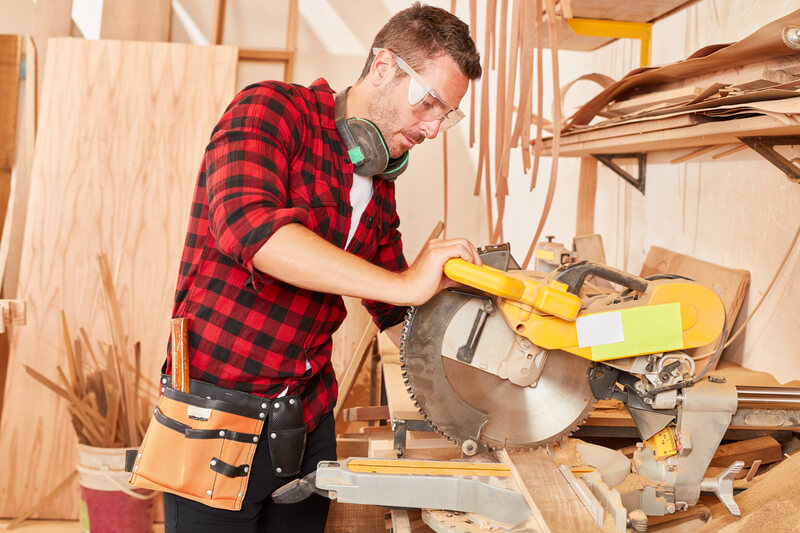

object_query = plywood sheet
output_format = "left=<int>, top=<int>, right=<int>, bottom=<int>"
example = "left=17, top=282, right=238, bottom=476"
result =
left=0, top=34, right=21, bottom=171
left=640, top=246, right=750, bottom=367
left=0, top=38, right=237, bottom=519
left=100, top=0, right=171, bottom=42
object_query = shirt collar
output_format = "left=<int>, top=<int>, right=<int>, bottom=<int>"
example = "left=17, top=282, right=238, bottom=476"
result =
left=310, top=78, right=337, bottom=130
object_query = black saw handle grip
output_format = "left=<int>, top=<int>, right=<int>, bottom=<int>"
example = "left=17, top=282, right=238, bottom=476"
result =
left=555, top=260, right=649, bottom=295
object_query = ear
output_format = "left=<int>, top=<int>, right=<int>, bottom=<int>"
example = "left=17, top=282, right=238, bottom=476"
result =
left=369, top=49, right=395, bottom=88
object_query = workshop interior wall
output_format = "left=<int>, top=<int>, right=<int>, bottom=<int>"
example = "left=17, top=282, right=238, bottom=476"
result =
left=500, top=0, right=800, bottom=381
left=1, top=0, right=797, bottom=382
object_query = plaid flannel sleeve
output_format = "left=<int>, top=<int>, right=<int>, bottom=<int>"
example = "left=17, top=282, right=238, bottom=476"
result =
left=205, top=87, right=308, bottom=292
left=362, top=205, right=409, bottom=331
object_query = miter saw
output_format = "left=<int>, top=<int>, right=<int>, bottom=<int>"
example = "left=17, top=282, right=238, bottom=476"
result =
left=276, top=244, right=800, bottom=531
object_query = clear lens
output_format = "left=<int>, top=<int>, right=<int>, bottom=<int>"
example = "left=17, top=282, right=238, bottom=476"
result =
left=375, top=47, right=465, bottom=131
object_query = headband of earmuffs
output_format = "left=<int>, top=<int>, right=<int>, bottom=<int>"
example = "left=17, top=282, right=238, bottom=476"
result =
left=334, top=88, right=409, bottom=181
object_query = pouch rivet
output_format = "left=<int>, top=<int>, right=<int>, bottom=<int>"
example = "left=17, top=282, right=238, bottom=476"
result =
left=206, top=490, right=212, bottom=497
left=274, top=403, right=281, bottom=409
left=261, top=403, right=268, bottom=409
left=137, top=453, right=141, bottom=459
left=211, top=459, right=217, bottom=466
left=133, top=465, right=138, bottom=471
left=259, top=413, right=265, bottom=419
left=161, top=378, right=167, bottom=384
left=270, top=432, right=277, bottom=439
left=161, top=387, right=165, bottom=393
left=289, top=398, right=295, bottom=405
left=253, top=436, right=259, bottom=443
left=243, top=466, right=249, bottom=473
left=276, top=467, right=282, bottom=474
left=219, top=430, right=225, bottom=437
left=238, top=492, right=243, bottom=498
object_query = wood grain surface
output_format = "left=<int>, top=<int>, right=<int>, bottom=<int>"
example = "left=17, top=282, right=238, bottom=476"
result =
left=0, top=38, right=236, bottom=519
left=501, top=448, right=601, bottom=532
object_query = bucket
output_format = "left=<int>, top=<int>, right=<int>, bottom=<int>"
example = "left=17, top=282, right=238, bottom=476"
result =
left=77, top=444, right=157, bottom=533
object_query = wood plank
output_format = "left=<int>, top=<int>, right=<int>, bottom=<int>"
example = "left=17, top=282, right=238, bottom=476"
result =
left=333, top=322, right=377, bottom=420
left=0, top=36, right=34, bottom=301
left=575, top=157, right=598, bottom=236
left=325, top=501, right=388, bottom=533
left=640, top=246, right=750, bottom=367
left=381, top=353, right=423, bottom=421
left=500, top=448, right=600, bottom=532
left=343, top=405, right=389, bottom=423
left=707, top=436, right=782, bottom=468
left=0, top=35, right=21, bottom=171
left=543, top=114, right=800, bottom=156
left=369, top=438, right=461, bottom=460
left=0, top=38, right=237, bottom=519
left=100, top=0, right=171, bottom=42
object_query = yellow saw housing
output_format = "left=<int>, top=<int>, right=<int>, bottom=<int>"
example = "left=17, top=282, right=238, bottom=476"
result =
left=444, top=259, right=725, bottom=362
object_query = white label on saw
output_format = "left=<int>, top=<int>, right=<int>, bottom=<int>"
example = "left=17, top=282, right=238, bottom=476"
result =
left=576, top=312, right=624, bottom=348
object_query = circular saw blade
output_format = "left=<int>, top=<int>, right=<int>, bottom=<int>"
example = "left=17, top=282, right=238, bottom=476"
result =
left=401, top=289, right=596, bottom=449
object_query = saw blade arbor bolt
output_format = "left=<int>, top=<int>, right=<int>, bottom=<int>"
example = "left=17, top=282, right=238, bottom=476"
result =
left=461, top=439, right=479, bottom=456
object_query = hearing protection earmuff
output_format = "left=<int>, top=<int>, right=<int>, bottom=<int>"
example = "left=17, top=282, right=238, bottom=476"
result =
left=334, top=88, right=409, bottom=181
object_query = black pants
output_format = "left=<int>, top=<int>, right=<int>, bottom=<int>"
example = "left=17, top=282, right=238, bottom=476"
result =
left=164, top=412, right=337, bottom=533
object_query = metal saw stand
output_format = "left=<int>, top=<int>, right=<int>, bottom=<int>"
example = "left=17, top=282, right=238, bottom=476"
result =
left=380, top=349, right=436, bottom=458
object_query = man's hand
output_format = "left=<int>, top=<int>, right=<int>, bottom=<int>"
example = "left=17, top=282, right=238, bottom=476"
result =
left=398, top=238, right=482, bottom=306
left=253, top=223, right=480, bottom=307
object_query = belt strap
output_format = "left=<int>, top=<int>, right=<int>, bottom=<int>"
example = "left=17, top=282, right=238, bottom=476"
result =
left=153, top=407, right=261, bottom=443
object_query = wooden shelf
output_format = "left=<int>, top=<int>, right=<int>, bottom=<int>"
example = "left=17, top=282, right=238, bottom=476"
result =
left=541, top=114, right=800, bottom=157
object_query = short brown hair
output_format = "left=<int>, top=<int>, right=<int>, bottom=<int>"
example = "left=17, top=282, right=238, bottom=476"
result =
left=359, top=3, right=481, bottom=82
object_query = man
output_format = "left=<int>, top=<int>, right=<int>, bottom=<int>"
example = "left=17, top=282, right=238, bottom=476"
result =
left=162, top=3, right=481, bottom=531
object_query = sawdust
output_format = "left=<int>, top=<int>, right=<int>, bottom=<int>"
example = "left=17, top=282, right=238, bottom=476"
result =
left=698, top=451, right=800, bottom=532
left=613, top=472, right=657, bottom=494
left=551, top=438, right=585, bottom=468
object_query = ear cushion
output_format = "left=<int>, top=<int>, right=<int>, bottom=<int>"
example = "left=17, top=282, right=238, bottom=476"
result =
left=334, top=87, right=410, bottom=180
left=347, top=118, right=390, bottom=177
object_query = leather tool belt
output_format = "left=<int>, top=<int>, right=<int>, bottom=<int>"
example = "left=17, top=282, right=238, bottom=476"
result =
left=127, top=375, right=307, bottom=511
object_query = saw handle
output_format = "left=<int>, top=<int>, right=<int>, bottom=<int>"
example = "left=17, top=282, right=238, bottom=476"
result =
left=555, top=260, right=649, bottom=295
left=444, top=259, right=525, bottom=300
left=444, top=259, right=581, bottom=320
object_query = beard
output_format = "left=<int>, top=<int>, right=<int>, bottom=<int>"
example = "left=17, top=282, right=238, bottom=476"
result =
left=368, top=86, right=426, bottom=159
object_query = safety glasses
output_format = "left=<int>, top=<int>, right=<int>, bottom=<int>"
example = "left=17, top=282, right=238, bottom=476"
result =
left=373, top=48, right=465, bottom=131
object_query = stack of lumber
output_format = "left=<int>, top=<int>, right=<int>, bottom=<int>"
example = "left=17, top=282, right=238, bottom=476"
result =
left=0, top=38, right=236, bottom=520
left=544, top=9, right=800, bottom=156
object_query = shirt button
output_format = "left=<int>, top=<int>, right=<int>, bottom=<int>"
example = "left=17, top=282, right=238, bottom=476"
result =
left=344, top=158, right=350, bottom=164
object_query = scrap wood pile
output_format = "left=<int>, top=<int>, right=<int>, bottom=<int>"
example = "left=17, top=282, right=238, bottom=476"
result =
left=558, top=9, right=800, bottom=136
left=24, top=254, right=153, bottom=448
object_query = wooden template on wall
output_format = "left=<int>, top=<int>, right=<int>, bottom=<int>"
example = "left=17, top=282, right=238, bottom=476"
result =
left=0, top=38, right=237, bottom=519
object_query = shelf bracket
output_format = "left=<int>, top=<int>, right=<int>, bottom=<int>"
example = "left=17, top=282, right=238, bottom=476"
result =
left=592, top=153, right=647, bottom=194
left=739, top=136, right=800, bottom=183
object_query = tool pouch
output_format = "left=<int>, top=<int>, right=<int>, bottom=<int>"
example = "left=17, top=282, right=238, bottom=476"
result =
left=126, top=376, right=271, bottom=510
left=267, top=395, right=307, bottom=478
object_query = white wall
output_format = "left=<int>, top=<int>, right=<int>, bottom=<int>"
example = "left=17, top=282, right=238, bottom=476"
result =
left=497, top=0, right=800, bottom=381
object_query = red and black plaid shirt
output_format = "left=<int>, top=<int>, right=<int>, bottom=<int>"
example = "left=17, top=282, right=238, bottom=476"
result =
left=165, top=78, right=408, bottom=431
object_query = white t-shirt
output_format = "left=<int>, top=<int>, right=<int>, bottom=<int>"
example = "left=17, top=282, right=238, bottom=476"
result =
left=346, top=173, right=375, bottom=248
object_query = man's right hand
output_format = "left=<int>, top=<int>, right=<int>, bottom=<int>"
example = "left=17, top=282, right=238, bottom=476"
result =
left=397, top=238, right=481, bottom=306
